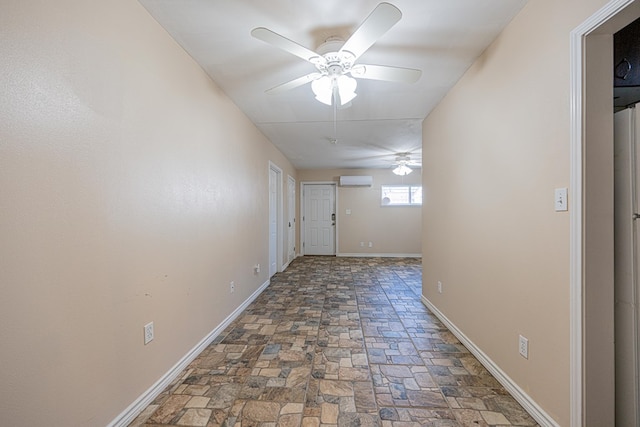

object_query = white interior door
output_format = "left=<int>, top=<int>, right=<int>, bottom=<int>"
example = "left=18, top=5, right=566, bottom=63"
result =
left=614, top=105, right=640, bottom=427
left=303, top=184, right=335, bottom=255
left=287, top=176, right=296, bottom=263
left=268, top=166, right=279, bottom=277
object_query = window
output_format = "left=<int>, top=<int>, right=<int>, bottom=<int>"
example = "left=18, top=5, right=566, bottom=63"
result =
left=381, top=185, right=422, bottom=206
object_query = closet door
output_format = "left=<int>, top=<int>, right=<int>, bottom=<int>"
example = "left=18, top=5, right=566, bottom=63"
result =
left=614, top=106, right=640, bottom=427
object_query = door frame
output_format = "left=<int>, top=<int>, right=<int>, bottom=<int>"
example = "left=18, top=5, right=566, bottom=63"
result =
left=268, top=162, right=283, bottom=276
left=300, top=181, right=338, bottom=256
left=570, top=1, right=640, bottom=425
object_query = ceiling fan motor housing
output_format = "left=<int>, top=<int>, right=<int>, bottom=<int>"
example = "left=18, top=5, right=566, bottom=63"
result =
left=314, top=39, right=355, bottom=77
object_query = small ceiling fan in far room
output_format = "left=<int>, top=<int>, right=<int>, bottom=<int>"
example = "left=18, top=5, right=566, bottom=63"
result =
left=391, top=153, right=421, bottom=175
left=251, top=2, right=422, bottom=107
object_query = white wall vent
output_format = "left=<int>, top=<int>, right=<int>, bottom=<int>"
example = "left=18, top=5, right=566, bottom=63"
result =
left=339, top=175, right=373, bottom=187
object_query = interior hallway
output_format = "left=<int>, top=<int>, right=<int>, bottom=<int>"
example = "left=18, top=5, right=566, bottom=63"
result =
left=130, top=256, right=538, bottom=427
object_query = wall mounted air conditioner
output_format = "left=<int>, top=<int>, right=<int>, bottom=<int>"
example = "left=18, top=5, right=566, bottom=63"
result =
left=339, top=175, right=373, bottom=187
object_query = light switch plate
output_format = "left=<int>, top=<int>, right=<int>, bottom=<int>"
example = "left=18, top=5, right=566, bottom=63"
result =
left=554, top=188, right=568, bottom=212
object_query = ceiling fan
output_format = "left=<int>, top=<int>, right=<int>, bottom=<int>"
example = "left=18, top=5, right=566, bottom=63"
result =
left=392, top=153, right=421, bottom=175
left=251, top=2, right=422, bottom=106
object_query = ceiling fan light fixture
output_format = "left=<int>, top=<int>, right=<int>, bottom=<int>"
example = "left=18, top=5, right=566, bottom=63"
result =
left=311, top=75, right=357, bottom=106
left=312, top=77, right=334, bottom=105
left=337, top=75, right=357, bottom=105
left=393, top=164, right=413, bottom=176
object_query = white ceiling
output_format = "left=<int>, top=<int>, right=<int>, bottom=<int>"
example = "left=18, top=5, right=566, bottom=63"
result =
left=139, top=0, right=527, bottom=170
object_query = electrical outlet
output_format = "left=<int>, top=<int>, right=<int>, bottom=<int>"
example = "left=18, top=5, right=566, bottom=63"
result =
left=519, top=335, right=529, bottom=359
left=368, top=242, right=373, bottom=248
left=360, top=242, right=364, bottom=247
left=144, top=322, right=154, bottom=345
left=230, top=281, right=235, bottom=293
left=437, top=281, right=442, bottom=293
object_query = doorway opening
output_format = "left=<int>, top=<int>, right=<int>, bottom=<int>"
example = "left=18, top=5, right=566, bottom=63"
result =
left=572, top=1, right=640, bottom=425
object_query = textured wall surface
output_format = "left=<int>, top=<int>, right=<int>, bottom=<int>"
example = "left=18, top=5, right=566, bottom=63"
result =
left=421, top=1, right=610, bottom=425
left=0, top=0, right=295, bottom=425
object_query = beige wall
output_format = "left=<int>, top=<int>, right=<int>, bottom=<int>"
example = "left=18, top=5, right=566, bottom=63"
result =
left=421, top=0, right=609, bottom=425
left=0, top=1, right=295, bottom=425
left=298, top=169, right=421, bottom=256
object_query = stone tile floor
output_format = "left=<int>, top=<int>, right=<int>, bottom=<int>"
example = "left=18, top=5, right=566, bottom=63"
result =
left=130, top=256, right=538, bottom=427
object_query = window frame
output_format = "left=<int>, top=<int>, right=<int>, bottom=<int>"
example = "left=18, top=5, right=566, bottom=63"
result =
left=380, top=184, right=423, bottom=207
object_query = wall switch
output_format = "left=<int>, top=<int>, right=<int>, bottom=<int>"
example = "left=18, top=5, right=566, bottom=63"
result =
left=368, top=242, right=373, bottom=248
left=554, top=188, right=568, bottom=211
left=346, top=209, right=351, bottom=215
left=360, top=242, right=364, bottom=247
left=519, top=335, right=529, bottom=359
left=144, top=322, right=154, bottom=345
left=254, top=264, right=260, bottom=273
left=230, top=281, right=235, bottom=293
left=437, top=281, right=443, bottom=293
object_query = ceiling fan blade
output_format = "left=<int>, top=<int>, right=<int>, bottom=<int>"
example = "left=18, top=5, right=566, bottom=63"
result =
left=350, top=64, right=421, bottom=83
left=251, top=27, right=323, bottom=64
left=339, top=2, right=402, bottom=61
left=265, top=72, right=322, bottom=94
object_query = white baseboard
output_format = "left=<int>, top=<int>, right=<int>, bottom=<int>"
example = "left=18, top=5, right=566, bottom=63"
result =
left=108, top=279, right=271, bottom=427
left=421, top=296, right=560, bottom=427
left=337, top=253, right=422, bottom=258
left=281, top=254, right=297, bottom=271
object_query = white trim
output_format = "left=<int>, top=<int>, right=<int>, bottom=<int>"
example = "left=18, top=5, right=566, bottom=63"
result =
left=281, top=254, right=297, bottom=271
left=337, top=253, right=422, bottom=258
left=570, top=2, right=636, bottom=426
left=269, top=162, right=284, bottom=275
left=568, top=16, right=584, bottom=427
left=107, top=279, right=271, bottom=427
left=422, top=296, right=560, bottom=427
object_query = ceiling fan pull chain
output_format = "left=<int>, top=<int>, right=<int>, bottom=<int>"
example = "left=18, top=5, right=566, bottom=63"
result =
left=333, top=99, right=337, bottom=143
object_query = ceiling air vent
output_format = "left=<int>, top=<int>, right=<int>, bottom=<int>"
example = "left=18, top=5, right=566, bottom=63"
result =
left=339, top=176, right=373, bottom=187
